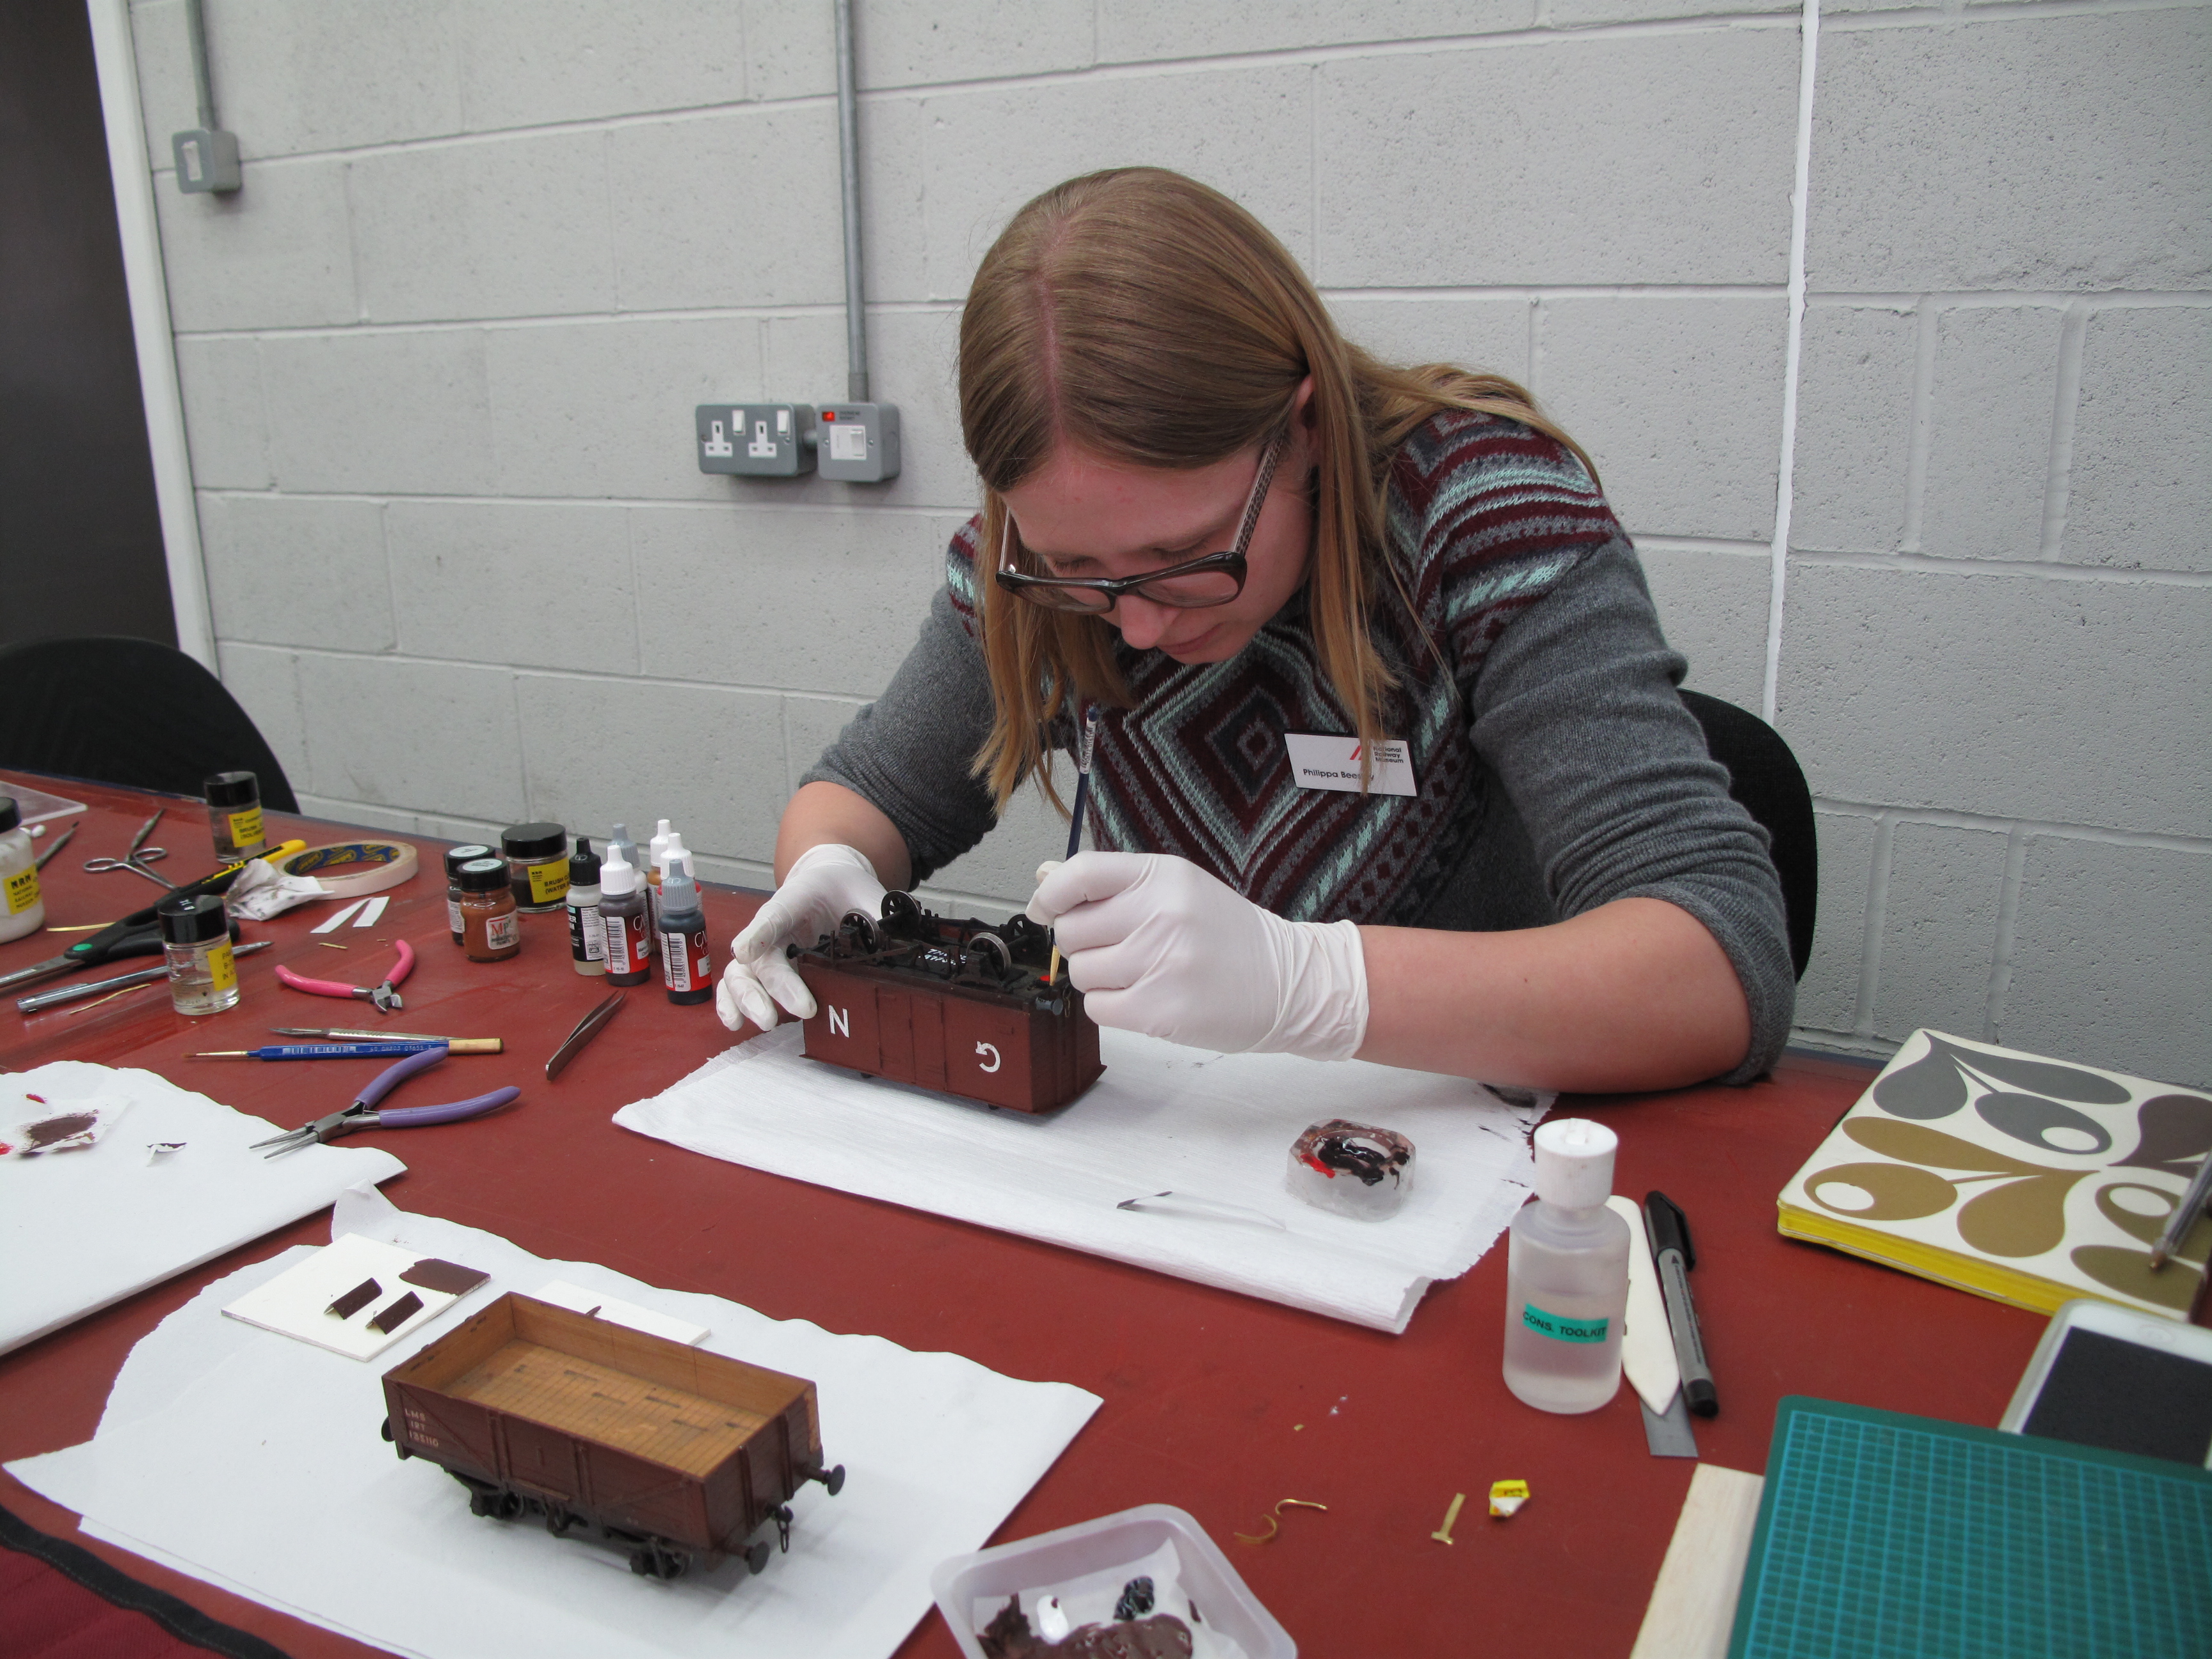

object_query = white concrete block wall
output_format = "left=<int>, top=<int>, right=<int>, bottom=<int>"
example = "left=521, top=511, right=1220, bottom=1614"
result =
left=118, top=0, right=2208, bottom=1082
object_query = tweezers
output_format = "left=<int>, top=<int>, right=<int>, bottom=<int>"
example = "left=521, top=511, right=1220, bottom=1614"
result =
left=545, top=991, right=625, bottom=1080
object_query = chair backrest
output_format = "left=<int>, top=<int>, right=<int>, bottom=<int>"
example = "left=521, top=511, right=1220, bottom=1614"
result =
left=0, top=636, right=300, bottom=813
left=1679, top=689, right=1816, bottom=982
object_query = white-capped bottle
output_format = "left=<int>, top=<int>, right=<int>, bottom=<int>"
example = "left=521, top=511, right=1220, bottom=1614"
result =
left=1502, top=1118, right=1630, bottom=1413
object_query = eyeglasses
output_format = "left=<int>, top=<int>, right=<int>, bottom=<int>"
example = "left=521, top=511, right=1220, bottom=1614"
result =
left=995, top=430, right=1288, bottom=614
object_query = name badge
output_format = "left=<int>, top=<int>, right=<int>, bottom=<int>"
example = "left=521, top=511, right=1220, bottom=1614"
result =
left=1285, top=734, right=1418, bottom=797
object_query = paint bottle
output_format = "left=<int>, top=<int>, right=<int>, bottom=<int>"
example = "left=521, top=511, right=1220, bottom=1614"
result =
left=657, top=829, right=694, bottom=886
left=159, top=893, right=239, bottom=1014
left=566, top=837, right=607, bottom=977
left=599, top=847, right=653, bottom=987
left=1502, top=1119, right=1629, bottom=1414
left=655, top=853, right=712, bottom=1006
left=0, top=797, right=48, bottom=945
left=456, top=857, right=522, bottom=963
left=646, top=819, right=675, bottom=932
left=204, top=771, right=268, bottom=862
left=443, top=844, right=495, bottom=945
left=502, top=822, right=570, bottom=912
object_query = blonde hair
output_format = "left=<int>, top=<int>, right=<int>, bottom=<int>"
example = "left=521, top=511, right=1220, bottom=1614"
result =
left=960, top=168, right=1597, bottom=812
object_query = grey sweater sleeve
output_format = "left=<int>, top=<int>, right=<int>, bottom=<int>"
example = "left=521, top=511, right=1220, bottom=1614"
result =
left=1469, top=536, right=1797, bottom=1083
left=800, top=582, right=1001, bottom=882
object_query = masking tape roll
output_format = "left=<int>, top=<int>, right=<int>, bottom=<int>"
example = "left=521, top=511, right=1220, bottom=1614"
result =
left=280, top=840, right=421, bottom=899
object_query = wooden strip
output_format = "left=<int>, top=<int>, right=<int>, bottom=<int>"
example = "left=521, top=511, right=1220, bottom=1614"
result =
left=1628, top=1464, right=1765, bottom=1659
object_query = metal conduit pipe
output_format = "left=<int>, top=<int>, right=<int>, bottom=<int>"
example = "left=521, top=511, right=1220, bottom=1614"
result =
left=834, top=0, right=869, bottom=405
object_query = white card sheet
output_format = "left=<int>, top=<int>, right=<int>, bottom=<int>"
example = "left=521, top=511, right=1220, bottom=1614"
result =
left=0, top=1061, right=405, bottom=1356
left=8, top=1183, right=1100, bottom=1659
left=221, top=1232, right=487, bottom=1359
left=615, top=1026, right=1552, bottom=1333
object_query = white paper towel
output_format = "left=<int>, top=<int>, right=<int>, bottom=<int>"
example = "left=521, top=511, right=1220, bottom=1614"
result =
left=8, top=1183, right=1101, bottom=1659
left=614, top=1026, right=1551, bottom=1333
left=0, top=1061, right=405, bottom=1355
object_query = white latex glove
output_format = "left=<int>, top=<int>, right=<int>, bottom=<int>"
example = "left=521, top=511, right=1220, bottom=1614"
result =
left=1027, top=851, right=1368, bottom=1060
left=716, top=843, right=888, bottom=1032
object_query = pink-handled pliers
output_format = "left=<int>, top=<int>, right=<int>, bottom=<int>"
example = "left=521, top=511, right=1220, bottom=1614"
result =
left=275, top=939, right=416, bottom=1013
left=250, top=1045, right=518, bottom=1157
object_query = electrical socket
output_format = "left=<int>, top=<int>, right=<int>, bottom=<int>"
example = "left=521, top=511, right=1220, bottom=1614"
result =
left=172, top=128, right=241, bottom=194
left=697, top=404, right=814, bottom=476
left=816, top=403, right=901, bottom=483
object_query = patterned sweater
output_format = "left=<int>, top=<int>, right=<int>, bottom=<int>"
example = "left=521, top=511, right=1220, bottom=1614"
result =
left=806, top=413, right=1794, bottom=1082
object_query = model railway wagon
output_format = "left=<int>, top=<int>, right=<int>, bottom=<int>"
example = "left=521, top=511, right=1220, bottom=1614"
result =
left=790, top=891, right=1104, bottom=1113
left=380, top=1294, right=844, bottom=1580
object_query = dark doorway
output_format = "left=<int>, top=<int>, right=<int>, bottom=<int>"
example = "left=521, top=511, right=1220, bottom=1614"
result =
left=1, top=2, right=175, bottom=648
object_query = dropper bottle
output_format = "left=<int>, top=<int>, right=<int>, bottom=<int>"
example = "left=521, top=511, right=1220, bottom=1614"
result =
left=598, top=846, right=652, bottom=987
left=1502, top=1118, right=1630, bottom=1413
left=655, top=851, right=712, bottom=1006
left=646, top=818, right=674, bottom=932
left=565, top=837, right=606, bottom=977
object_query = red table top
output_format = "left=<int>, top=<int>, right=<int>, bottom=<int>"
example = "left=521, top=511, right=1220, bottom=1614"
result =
left=0, top=775, right=2076, bottom=1657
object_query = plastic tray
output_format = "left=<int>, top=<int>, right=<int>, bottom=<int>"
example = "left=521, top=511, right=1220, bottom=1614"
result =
left=930, top=1503, right=1295, bottom=1659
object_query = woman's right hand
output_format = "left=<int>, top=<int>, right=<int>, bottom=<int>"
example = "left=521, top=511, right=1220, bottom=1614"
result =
left=715, top=843, right=888, bottom=1032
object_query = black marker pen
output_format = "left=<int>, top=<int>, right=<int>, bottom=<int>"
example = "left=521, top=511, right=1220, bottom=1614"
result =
left=1646, top=1190, right=1717, bottom=1416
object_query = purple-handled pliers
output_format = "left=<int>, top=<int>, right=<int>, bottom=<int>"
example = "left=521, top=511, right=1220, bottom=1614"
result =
left=250, top=1045, right=519, bottom=1158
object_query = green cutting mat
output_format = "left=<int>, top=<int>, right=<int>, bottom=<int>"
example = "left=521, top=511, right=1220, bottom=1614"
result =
left=1728, top=1396, right=2212, bottom=1659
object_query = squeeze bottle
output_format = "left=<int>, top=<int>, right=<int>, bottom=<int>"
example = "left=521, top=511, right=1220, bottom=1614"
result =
left=0, top=797, right=47, bottom=944
left=598, top=847, right=653, bottom=987
left=655, top=854, right=712, bottom=1006
left=1502, top=1118, right=1630, bottom=1413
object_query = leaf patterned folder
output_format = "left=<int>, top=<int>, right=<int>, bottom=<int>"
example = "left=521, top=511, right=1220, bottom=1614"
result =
left=1778, top=1030, right=2212, bottom=1320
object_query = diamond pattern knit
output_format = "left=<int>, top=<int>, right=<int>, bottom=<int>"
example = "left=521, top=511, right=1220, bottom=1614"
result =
left=945, top=412, right=1620, bottom=925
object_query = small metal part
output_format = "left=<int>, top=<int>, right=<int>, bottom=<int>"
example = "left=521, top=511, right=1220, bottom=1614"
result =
left=367, top=1291, right=424, bottom=1334
left=1431, top=1491, right=1467, bottom=1545
left=2148, top=1152, right=2212, bottom=1271
left=1233, top=1498, right=1327, bottom=1545
left=545, top=991, right=624, bottom=1081
left=328, top=1278, right=381, bottom=1319
left=1116, top=1190, right=1287, bottom=1230
left=145, top=1142, right=186, bottom=1164
left=1114, top=1576, right=1156, bottom=1620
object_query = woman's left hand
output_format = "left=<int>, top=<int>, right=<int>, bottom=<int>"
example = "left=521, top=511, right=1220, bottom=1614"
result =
left=1027, top=852, right=1368, bottom=1059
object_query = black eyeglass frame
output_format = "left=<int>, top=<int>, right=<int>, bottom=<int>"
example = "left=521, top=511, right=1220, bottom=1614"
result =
left=993, top=428, right=1290, bottom=614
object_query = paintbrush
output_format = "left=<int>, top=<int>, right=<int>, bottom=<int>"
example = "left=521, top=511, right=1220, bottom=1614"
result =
left=1045, top=705, right=1102, bottom=986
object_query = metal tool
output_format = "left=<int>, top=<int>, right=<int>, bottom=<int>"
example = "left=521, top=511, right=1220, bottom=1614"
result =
left=32, top=822, right=77, bottom=870
left=250, top=1045, right=519, bottom=1157
left=82, top=810, right=174, bottom=888
left=0, top=839, right=301, bottom=998
left=2148, top=1152, right=2212, bottom=1271
left=272, top=1027, right=502, bottom=1050
left=545, top=990, right=624, bottom=1080
left=1045, top=705, right=1102, bottom=986
left=275, top=938, right=416, bottom=1012
left=195, top=1038, right=502, bottom=1061
left=16, top=940, right=273, bottom=1013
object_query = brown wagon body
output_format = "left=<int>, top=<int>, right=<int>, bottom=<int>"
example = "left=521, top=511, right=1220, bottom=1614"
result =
left=381, top=1294, right=843, bottom=1580
left=791, top=892, right=1103, bottom=1113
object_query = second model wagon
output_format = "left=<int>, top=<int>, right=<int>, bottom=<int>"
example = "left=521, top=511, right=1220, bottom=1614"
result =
left=381, top=1293, right=845, bottom=1580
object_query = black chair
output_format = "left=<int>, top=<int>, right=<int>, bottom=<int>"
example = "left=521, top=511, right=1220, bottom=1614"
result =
left=0, top=636, right=299, bottom=812
left=1679, top=688, right=1816, bottom=982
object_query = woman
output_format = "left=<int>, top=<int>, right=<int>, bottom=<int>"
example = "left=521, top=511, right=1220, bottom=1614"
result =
left=716, top=168, right=1792, bottom=1093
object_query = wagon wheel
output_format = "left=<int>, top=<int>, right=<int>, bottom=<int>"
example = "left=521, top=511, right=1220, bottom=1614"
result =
left=657, top=1544, right=689, bottom=1580
left=544, top=1506, right=575, bottom=1538
left=961, top=932, right=1012, bottom=979
left=744, top=1540, right=771, bottom=1576
left=629, top=1546, right=656, bottom=1577
left=879, top=890, right=923, bottom=936
left=837, top=910, right=881, bottom=953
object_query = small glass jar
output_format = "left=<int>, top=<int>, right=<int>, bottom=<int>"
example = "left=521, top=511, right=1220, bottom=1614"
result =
left=501, top=822, right=569, bottom=913
left=456, top=857, right=521, bottom=961
left=204, top=771, right=267, bottom=862
left=159, top=892, right=239, bottom=1014
left=444, top=843, right=495, bottom=944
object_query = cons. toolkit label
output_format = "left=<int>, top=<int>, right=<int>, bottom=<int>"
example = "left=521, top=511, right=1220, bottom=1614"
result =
left=1521, top=1303, right=1609, bottom=1344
